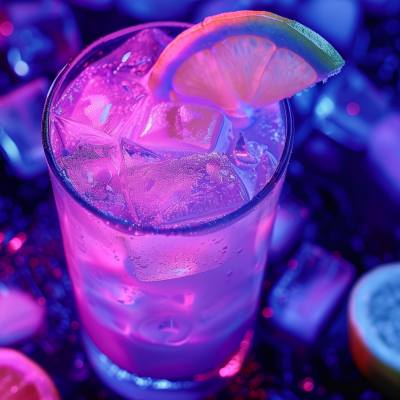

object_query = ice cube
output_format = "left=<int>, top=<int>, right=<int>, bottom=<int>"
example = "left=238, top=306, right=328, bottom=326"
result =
left=132, top=101, right=231, bottom=155
left=122, top=152, right=249, bottom=227
left=121, top=137, right=162, bottom=168
left=108, top=28, right=173, bottom=77
left=312, top=66, right=388, bottom=151
left=53, top=66, right=146, bottom=136
left=231, top=134, right=277, bottom=199
left=51, top=115, right=115, bottom=160
left=263, top=241, right=355, bottom=343
left=58, top=142, right=128, bottom=219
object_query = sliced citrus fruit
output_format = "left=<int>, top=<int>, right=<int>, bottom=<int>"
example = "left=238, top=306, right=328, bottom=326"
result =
left=348, top=263, right=400, bottom=400
left=149, top=11, right=344, bottom=116
left=0, top=348, right=61, bottom=400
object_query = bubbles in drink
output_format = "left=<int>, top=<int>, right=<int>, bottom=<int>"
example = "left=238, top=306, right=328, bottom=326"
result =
left=49, top=27, right=285, bottom=227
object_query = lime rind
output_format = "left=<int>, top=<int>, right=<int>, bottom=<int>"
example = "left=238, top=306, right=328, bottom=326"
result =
left=349, top=263, right=400, bottom=395
left=287, top=21, right=344, bottom=68
left=351, top=265, right=400, bottom=371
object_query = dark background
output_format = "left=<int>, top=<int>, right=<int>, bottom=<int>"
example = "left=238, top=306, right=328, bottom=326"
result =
left=0, top=1, right=400, bottom=400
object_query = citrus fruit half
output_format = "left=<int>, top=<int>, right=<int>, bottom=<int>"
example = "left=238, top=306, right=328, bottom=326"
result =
left=149, top=10, right=344, bottom=116
left=0, top=348, right=60, bottom=400
left=348, top=263, right=400, bottom=400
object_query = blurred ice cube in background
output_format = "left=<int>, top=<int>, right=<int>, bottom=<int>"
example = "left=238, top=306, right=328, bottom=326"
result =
left=0, top=77, right=49, bottom=178
left=268, top=196, right=311, bottom=263
left=0, top=1, right=81, bottom=179
left=312, top=65, right=388, bottom=151
left=262, top=242, right=355, bottom=344
left=368, top=114, right=400, bottom=204
left=5, top=1, right=82, bottom=80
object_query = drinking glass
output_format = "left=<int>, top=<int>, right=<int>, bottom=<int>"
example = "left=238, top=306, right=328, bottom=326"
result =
left=42, top=22, right=294, bottom=400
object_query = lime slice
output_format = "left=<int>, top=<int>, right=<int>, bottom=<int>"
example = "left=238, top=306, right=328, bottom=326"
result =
left=149, top=11, right=344, bottom=116
left=348, top=263, right=400, bottom=399
left=0, top=348, right=61, bottom=399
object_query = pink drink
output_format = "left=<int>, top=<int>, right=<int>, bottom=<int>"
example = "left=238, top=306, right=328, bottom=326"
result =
left=43, top=23, right=293, bottom=400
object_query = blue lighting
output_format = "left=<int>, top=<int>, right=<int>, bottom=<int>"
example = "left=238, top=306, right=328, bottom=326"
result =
left=122, top=52, right=131, bottom=62
left=0, top=127, right=22, bottom=165
left=14, top=60, right=29, bottom=76
left=315, top=97, right=334, bottom=117
left=7, top=47, right=21, bottom=65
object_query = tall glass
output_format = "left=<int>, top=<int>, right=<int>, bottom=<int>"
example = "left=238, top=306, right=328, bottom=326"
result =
left=42, top=22, right=294, bottom=400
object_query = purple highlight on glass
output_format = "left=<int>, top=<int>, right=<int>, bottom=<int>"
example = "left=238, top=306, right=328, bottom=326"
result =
left=312, top=65, right=387, bottom=151
left=264, top=242, right=355, bottom=344
left=42, top=22, right=294, bottom=400
left=0, top=283, right=46, bottom=346
left=367, top=113, right=400, bottom=204
left=6, top=1, right=82, bottom=79
left=269, top=196, right=311, bottom=263
left=0, top=77, right=49, bottom=178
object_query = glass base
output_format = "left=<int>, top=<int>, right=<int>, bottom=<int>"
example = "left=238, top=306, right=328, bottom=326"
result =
left=81, top=329, right=253, bottom=400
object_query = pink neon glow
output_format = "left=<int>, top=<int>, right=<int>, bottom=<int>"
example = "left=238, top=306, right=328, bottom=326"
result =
left=6, top=233, right=26, bottom=254
left=262, top=307, right=274, bottom=318
left=71, top=321, right=80, bottom=330
left=7, top=238, right=21, bottom=254
left=0, top=21, right=13, bottom=36
left=346, top=102, right=360, bottom=116
left=53, top=269, right=62, bottom=279
left=29, top=258, right=39, bottom=268
left=0, top=348, right=60, bottom=399
left=16, top=232, right=27, bottom=242
left=303, top=377, right=314, bottom=391
left=288, top=259, right=297, bottom=269
left=219, top=330, right=254, bottom=377
left=37, top=297, right=46, bottom=306
left=0, top=233, right=4, bottom=243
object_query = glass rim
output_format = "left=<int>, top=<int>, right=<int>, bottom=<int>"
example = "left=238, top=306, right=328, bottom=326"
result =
left=42, top=21, right=295, bottom=236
